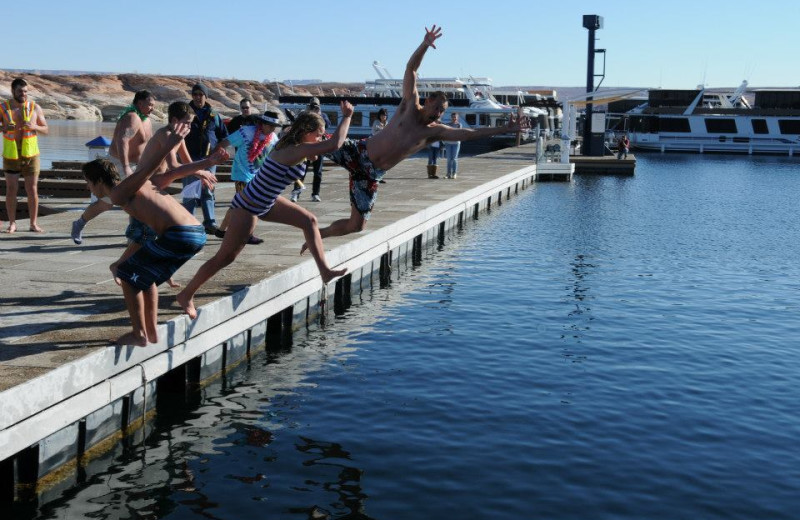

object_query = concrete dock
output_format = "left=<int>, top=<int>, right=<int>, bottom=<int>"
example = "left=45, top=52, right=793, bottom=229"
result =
left=0, top=143, right=571, bottom=501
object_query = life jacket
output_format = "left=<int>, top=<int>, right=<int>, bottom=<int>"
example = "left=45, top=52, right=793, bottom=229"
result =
left=1, top=100, right=40, bottom=159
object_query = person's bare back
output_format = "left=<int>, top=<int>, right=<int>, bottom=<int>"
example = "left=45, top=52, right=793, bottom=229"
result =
left=366, top=100, right=441, bottom=170
left=107, top=92, right=156, bottom=180
left=110, top=113, right=152, bottom=161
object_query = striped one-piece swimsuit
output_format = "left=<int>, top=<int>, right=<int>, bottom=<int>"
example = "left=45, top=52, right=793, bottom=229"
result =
left=230, top=156, right=307, bottom=216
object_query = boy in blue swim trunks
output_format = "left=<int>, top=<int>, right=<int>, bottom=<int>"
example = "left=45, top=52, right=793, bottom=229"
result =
left=82, top=104, right=228, bottom=346
left=305, top=25, right=529, bottom=252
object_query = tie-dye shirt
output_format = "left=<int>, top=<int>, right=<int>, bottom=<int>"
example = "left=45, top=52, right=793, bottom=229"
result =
left=227, top=126, right=278, bottom=183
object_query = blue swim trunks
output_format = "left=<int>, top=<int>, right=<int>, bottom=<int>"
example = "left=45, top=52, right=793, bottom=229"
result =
left=327, top=138, right=386, bottom=220
left=116, top=225, right=206, bottom=291
left=125, top=217, right=158, bottom=245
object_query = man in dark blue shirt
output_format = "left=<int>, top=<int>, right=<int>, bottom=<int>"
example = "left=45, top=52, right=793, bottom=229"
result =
left=306, top=97, right=331, bottom=202
left=183, top=83, right=229, bottom=236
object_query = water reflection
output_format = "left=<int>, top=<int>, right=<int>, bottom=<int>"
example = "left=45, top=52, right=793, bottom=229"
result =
left=293, top=437, right=373, bottom=520
left=14, top=153, right=800, bottom=519
left=14, top=241, right=457, bottom=520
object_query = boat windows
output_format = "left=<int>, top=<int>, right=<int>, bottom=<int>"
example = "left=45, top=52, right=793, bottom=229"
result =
left=324, top=111, right=338, bottom=126
left=479, top=114, right=491, bottom=126
left=778, top=119, right=800, bottom=134
left=755, top=90, right=800, bottom=110
left=465, top=114, right=477, bottom=125
left=648, top=90, right=699, bottom=108
left=704, top=118, right=737, bottom=134
left=350, top=112, right=364, bottom=127
left=658, top=117, right=691, bottom=133
left=751, top=119, right=768, bottom=134
left=628, top=116, right=654, bottom=133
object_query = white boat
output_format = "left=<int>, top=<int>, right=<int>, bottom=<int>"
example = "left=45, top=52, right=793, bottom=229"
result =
left=278, top=63, right=554, bottom=149
left=615, top=81, right=800, bottom=155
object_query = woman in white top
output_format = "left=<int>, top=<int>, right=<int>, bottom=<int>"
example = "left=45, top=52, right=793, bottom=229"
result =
left=371, top=107, right=388, bottom=135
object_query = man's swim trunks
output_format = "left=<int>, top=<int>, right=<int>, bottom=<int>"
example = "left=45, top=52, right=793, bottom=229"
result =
left=326, top=138, right=386, bottom=220
left=3, top=155, right=40, bottom=178
left=116, top=225, right=206, bottom=291
left=125, top=217, right=158, bottom=245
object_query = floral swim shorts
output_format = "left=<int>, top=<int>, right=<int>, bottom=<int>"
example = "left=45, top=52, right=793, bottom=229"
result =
left=327, top=138, right=386, bottom=220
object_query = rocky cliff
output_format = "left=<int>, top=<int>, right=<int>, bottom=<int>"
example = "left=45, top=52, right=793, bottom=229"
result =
left=0, top=70, right=363, bottom=122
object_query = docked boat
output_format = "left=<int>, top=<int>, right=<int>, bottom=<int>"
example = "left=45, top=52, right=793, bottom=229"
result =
left=611, top=81, right=800, bottom=155
left=278, top=64, right=555, bottom=151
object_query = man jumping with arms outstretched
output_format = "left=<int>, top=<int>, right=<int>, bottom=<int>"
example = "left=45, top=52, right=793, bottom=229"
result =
left=303, top=25, right=528, bottom=252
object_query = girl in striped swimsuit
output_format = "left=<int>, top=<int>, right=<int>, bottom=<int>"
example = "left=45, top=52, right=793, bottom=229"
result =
left=177, top=101, right=354, bottom=319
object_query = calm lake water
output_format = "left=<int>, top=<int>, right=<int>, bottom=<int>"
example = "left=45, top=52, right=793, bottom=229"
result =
left=13, top=132, right=800, bottom=518
left=37, top=120, right=118, bottom=169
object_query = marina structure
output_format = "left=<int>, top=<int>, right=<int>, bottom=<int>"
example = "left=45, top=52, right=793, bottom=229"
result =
left=611, top=81, right=800, bottom=155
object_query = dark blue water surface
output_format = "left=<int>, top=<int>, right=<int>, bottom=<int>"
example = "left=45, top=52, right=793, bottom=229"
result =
left=20, top=153, right=800, bottom=519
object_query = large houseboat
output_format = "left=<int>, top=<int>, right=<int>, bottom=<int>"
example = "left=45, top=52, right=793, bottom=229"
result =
left=610, top=81, right=800, bottom=155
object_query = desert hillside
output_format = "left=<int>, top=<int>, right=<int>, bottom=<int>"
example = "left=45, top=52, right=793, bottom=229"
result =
left=0, top=70, right=363, bottom=122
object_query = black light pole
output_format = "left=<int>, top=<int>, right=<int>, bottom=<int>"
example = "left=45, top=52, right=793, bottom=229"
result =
left=582, top=14, right=603, bottom=156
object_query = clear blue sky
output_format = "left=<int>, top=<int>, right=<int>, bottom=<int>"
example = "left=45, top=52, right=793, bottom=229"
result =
left=4, top=0, right=796, bottom=89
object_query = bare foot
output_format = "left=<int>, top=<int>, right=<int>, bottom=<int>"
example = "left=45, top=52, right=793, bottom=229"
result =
left=176, top=290, right=198, bottom=320
left=109, top=262, right=122, bottom=286
left=113, top=330, right=148, bottom=347
left=166, top=277, right=181, bottom=288
left=29, top=224, right=44, bottom=233
left=300, top=242, right=309, bottom=255
left=321, top=267, right=348, bottom=285
left=3, top=222, right=16, bottom=234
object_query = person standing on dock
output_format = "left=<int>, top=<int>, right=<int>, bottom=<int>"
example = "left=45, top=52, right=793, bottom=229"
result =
left=183, top=83, right=229, bottom=237
left=226, top=98, right=253, bottom=134
left=617, top=134, right=630, bottom=160
left=301, top=25, right=529, bottom=251
left=71, top=90, right=155, bottom=244
left=292, top=97, right=331, bottom=203
left=1, top=77, right=49, bottom=233
left=444, top=112, right=462, bottom=179
left=426, top=138, right=441, bottom=179
left=371, top=107, right=388, bottom=136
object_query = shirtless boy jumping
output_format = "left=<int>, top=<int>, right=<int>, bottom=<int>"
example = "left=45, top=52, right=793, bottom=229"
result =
left=304, top=25, right=529, bottom=250
left=82, top=101, right=228, bottom=346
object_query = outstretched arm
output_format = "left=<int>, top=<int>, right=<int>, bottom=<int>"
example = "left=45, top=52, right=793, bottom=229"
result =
left=402, top=25, right=442, bottom=102
left=151, top=147, right=228, bottom=189
left=433, top=114, right=530, bottom=143
left=110, top=122, right=190, bottom=205
left=270, top=101, right=354, bottom=165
